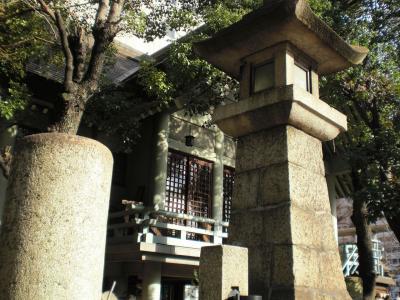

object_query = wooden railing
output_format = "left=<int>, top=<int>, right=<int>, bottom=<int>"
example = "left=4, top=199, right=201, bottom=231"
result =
left=107, top=204, right=229, bottom=248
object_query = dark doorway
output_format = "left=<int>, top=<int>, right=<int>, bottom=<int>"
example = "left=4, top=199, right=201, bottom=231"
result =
left=161, top=278, right=193, bottom=300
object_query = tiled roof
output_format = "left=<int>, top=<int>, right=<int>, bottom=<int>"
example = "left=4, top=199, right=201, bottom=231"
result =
left=27, top=44, right=143, bottom=85
left=27, top=61, right=65, bottom=83
left=104, top=52, right=141, bottom=83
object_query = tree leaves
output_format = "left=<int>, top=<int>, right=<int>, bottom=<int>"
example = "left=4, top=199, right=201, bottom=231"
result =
left=318, top=0, right=400, bottom=222
left=0, top=1, right=55, bottom=120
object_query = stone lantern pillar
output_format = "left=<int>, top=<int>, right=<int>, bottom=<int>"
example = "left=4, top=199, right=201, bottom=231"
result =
left=194, top=1, right=368, bottom=299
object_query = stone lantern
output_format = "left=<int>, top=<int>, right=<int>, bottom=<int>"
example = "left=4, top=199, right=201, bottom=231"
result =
left=194, top=1, right=368, bottom=299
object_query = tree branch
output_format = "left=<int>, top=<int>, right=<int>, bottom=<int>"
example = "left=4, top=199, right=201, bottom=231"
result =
left=1, top=39, right=34, bottom=48
left=108, top=0, right=125, bottom=24
left=54, top=10, right=75, bottom=92
left=35, top=0, right=55, bottom=21
left=34, top=35, right=56, bottom=44
left=386, top=212, right=400, bottom=243
left=95, top=0, right=110, bottom=27
left=70, top=26, right=87, bottom=83
left=22, top=0, right=57, bottom=38
left=85, top=0, right=125, bottom=86
left=34, top=2, right=86, bottom=86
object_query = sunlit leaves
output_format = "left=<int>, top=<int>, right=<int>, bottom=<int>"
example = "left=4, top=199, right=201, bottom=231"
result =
left=0, top=1, right=53, bottom=120
left=0, top=81, right=29, bottom=120
left=125, top=10, right=147, bottom=37
left=137, top=59, right=175, bottom=105
left=124, top=0, right=204, bottom=41
left=307, top=0, right=332, bottom=18
left=202, top=3, right=251, bottom=34
left=317, top=0, right=400, bottom=221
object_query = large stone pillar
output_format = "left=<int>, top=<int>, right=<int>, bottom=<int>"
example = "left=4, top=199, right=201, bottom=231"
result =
left=0, top=133, right=113, bottom=299
left=142, top=261, right=162, bottom=300
left=149, top=112, right=170, bottom=209
left=213, top=86, right=351, bottom=300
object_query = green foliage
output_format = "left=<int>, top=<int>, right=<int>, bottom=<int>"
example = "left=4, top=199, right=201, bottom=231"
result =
left=345, top=277, right=363, bottom=300
left=137, top=59, right=175, bottom=106
left=317, top=0, right=400, bottom=221
left=84, top=89, right=144, bottom=152
left=0, top=81, right=30, bottom=120
left=130, top=1, right=264, bottom=117
left=202, top=0, right=262, bottom=34
left=123, top=1, right=208, bottom=41
left=165, top=38, right=238, bottom=115
left=0, top=1, right=54, bottom=121
left=307, top=0, right=332, bottom=18
left=125, top=10, right=148, bottom=38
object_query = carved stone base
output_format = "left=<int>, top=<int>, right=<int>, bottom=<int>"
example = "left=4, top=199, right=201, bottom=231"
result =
left=199, top=245, right=249, bottom=300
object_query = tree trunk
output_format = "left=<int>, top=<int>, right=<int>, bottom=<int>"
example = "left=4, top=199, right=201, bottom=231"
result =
left=53, top=103, right=84, bottom=134
left=351, top=196, right=376, bottom=300
left=50, top=91, right=87, bottom=134
left=385, top=212, right=400, bottom=243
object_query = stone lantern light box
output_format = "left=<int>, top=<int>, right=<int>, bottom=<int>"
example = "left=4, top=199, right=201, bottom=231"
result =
left=241, top=43, right=317, bottom=98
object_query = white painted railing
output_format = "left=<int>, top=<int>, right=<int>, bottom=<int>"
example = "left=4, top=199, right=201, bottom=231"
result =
left=107, top=204, right=229, bottom=248
left=342, top=244, right=359, bottom=277
left=341, top=240, right=384, bottom=277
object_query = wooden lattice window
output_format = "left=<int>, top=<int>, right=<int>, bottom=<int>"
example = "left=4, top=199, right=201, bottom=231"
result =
left=187, top=158, right=212, bottom=219
left=165, top=152, right=187, bottom=214
left=166, top=151, right=212, bottom=218
left=223, top=167, right=235, bottom=222
left=165, top=151, right=213, bottom=239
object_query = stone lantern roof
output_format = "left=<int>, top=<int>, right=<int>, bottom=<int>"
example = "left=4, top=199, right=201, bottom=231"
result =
left=193, top=0, right=368, bottom=78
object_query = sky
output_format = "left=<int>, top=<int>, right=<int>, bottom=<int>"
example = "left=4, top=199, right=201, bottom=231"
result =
left=115, top=31, right=177, bottom=55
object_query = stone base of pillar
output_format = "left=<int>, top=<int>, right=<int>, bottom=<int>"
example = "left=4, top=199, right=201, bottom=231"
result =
left=0, top=133, right=113, bottom=299
left=228, top=125, right=350, bottom=300
left=199, top=245, right=248, bottom=300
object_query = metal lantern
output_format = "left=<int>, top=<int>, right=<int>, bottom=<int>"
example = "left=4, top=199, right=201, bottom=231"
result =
left=185, top=124, right=195, bottom=147
left=185, top=134, right=195, bottom=147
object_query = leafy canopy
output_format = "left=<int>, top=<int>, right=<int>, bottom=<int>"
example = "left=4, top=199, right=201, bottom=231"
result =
left=317, top=0, right=400, bottom=222
left=0, top=0, right=262, bottom=138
